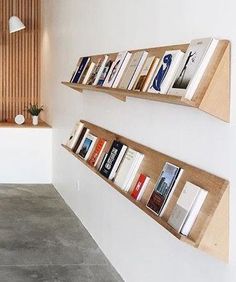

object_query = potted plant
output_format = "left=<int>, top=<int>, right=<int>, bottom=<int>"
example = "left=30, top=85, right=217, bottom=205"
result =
left=27, top=104, right=43, bottom=126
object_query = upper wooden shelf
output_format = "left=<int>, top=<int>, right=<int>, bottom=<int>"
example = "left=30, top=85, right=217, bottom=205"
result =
left=62, top=40, right=230, bottom=122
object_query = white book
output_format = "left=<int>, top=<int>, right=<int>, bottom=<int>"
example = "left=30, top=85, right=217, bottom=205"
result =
left=124, top=154, right=144, bottom=191
left=82, top=62, right=96, bottom=84
left=128, top=52, right=149, bottom=90
left=103, top=51, right=131, bottom=88
left=133, top=56, right=156, bottom=91
left=142, top=58, right=160, bottom=92
left=119, top=51, right=148, bottom=90
left=168, top=38, right=218, bottom=99
left=108, top=145, right=128, bottom=180
left=148, top=50, right=184, bottom=94
left=78, top=133, right=97, bottom=160
left=66, top=122, right=84, bottom=150
left=168, top=181, right=202, bottom=232
left=114, top=148, right=144, bottom=190
left=181, top=185, right=208, bottom=236
left=93, top=55, right=109, bottom=85
left=75, top=129, right=90, bottom=154
left=112, top=53, right=132, bottom=88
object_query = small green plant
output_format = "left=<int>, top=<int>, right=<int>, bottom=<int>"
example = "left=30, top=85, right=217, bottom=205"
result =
left=27, top=104, right=44, bottom=116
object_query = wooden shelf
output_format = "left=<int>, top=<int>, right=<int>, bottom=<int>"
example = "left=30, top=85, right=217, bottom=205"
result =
left=0, top=120, right=51, bottom=128
left=62, top=40, right=230, bottom=122
left=62, top=120, right=229, bottom=262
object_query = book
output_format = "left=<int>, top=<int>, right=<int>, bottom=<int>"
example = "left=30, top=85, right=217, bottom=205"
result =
left=93, top=55, right=109, bottom=85
left=168, top=38, right=218, bottom=99
left=131, top=174, right=150, bottom=200
left=72, top=126, right=88, bottom=153
left=100, top=141, right=127, bottom=180
left=103, top=51, right=131, bottom=88
left=148, top=50, right=184, bottom=94
left=142, top=57, right=160, bottom=92
left=181, top=184, right=208, bottom=236
left=114, top=148, right=144, bottom=191
left=82, top=62, right=96, bottom=84
left=75, top=128, right=90, bottom=154
left=146, top=162, right=182, bottom=216
left=133, top=56, right=155, bottom=91
left=66, top=121, right=84, bottom=150
left=98, top=153, right=108, bottom=171
left=78, top=133, right=97, bottom=160
left=87, top=56, right=109, bottom=85
left=72, top=57, right=90, bottom=83
left=88, top=138, right=107, bottom=167
left=97, top=60, right=113, bottom=86
left=168, top=182, right=208, bottom=236
left=118, top=51, right=148, bottom=90
left=70, top=65, right=79, bottom=83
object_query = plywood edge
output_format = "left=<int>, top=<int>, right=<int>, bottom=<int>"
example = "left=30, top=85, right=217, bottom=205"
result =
left=199, top=44, right=230, bottom=122
left=198, top=186, right=229, bottom=262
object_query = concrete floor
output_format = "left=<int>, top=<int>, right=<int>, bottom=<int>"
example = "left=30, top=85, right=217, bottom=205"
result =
left=0, top=184, right=123, bottom=282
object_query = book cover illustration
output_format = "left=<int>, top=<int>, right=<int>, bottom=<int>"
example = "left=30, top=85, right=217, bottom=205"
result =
left=88, top=138, right=107, bottom=167
left=147, top=162, right=181, bottom=215
left=169, top=38, right=218, bottom=98
left=79, top=137, right=93, bottom=158
left=148, top=50, right=184, bottom=94
left=97, top=60, right=113, bottom=86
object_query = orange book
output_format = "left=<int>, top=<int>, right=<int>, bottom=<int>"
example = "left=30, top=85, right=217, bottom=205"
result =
left=88, top=138, right=107, bottom=167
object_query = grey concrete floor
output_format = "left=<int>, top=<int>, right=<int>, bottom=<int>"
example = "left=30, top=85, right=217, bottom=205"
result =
left=0, top=184, right=123, bottom=282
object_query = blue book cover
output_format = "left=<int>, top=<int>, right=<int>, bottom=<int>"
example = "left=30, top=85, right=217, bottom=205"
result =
left=97, top=60, right=113, bottom=86
left=72, top=57, right=90, bottom=83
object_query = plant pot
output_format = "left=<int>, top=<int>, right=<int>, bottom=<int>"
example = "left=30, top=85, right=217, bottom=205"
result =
left=32, top=115, right=39, bottom=126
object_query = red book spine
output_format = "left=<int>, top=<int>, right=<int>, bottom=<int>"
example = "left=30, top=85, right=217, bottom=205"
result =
left=88, top=139, right=106, bottom=166
left=131, top=174, right=147, bottom=200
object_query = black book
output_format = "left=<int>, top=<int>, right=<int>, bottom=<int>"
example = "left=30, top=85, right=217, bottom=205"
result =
left=72, top=127, right=88, bottom=153
left=72, top=57, right=90, bottom=83
left=100, top=141, right=127, bottom=179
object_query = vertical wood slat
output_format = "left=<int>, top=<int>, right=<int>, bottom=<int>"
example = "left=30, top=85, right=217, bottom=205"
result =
left=0, top=0, right=40, bottom=121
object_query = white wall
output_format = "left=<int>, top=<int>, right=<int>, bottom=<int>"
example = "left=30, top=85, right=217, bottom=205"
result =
left=0, top=128, right=52, bottom=183
left=41, top=1, right=236, bottom=281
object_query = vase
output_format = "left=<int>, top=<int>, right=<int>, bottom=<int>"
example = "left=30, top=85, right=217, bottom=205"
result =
left=32, top=115, right=39, bottom=126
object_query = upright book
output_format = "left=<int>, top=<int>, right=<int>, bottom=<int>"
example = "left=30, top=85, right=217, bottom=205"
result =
left=78, top=133, right=97, bottom=160
left=82, top=62, right=96, bottom=84
left=168, top=182, right=208, bottom=235
left=97, top=60, right=113, bottom=86
left=148, top=50, right=184, bottom=94
left=100, top=141, right=127, bottom=180
left=168, top=38, right=218, bottom=99
left=114, top=148, right=144, bottom=191
left=131, top=174, right=150, bottom=200
left=71, top=57, right=90, bottom=83
left=147, top=162, right=182, bottom=216
left=141, top=57, right=160, bottom=92
left=75, top=128, right=90, bottom=154
left=66, top=121, right=84, bottom=150
left=118, top=51, right=148, bottom=90
left=133, top=56, right=155, bottom=91
left=88, top=138, right=107, bottom=167
left=87, top=56, right=109, bottom=85
left=103, top=51, right=131, bottom=88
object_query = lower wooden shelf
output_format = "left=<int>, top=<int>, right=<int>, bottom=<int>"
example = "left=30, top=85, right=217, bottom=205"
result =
left=62, top=120, right=229, bottom=262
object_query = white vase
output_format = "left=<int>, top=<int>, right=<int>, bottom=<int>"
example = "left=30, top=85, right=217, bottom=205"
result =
left=32, top=115, right=39, bottom=126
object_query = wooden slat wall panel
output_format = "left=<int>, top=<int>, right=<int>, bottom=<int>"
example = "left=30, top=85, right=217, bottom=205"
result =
left=0, top=0, right=40, bottom=121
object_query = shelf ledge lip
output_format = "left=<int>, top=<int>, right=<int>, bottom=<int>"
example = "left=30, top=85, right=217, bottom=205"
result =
left=0, top=120, right=51, bottom=128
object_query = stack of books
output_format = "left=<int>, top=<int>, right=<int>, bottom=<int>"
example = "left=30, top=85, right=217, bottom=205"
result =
left=69, top=37, right=218, bottom=101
